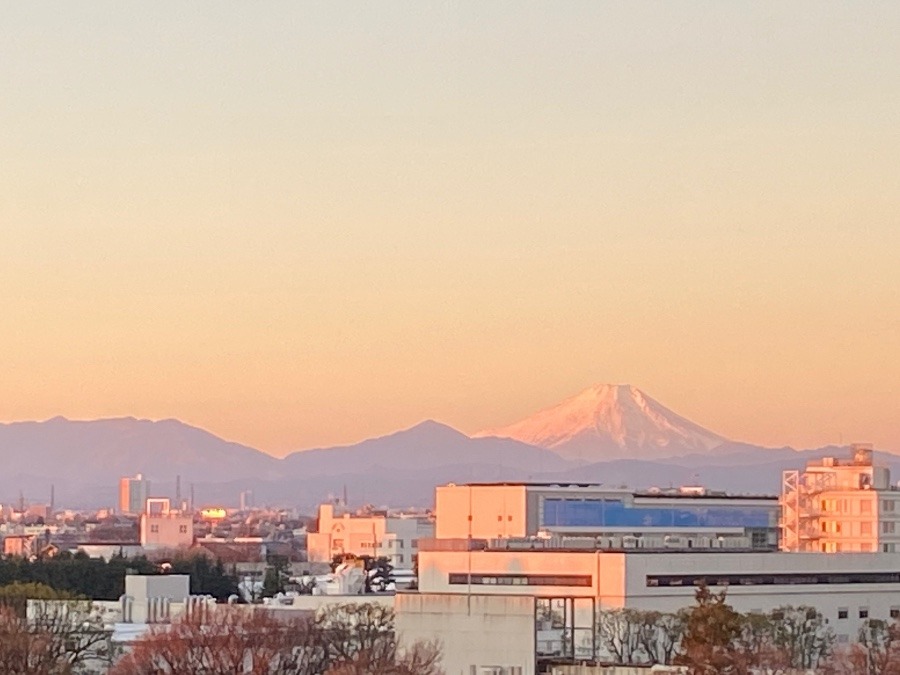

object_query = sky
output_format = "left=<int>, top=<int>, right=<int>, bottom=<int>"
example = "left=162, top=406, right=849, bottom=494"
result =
left=2, top=2, right=899, bottom=456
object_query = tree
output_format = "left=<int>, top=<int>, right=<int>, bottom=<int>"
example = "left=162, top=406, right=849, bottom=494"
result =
left=112, top=607, right=308, bottom=675
left=324, top=639, right=443, bottom=675
left=112, top=601, right=442, bottom=675
left=0, top=595, right=111, bottom=674
left=674, top=584, right=746, bottom=675
left=825, top=619, right=900, bottom=675
left=262, top=555, right=290, bottom=598
left=597, top=608, right=644, bottom=664
left=637, top=610, right=685, bottom=666
left=770, top=605, right=834, bottom=669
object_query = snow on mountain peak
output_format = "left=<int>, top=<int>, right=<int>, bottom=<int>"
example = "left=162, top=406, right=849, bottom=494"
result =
left=475, top=384, right=728, bottom=462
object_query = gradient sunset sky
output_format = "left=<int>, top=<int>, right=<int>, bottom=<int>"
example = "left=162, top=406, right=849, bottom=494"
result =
left=2, top=3, right=899, bottom=456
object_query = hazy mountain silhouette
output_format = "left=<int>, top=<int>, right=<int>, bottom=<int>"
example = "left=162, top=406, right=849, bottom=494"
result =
left=2, top=394, right=895, bottom=508
left=0, top=417, right=569, bottom=508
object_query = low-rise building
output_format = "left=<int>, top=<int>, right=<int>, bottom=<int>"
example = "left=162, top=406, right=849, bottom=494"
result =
left=139, top=499, right=193, bottom=550
left=306, top=504, right=433, bottom=569
left=400, top=540, right=900, bottom=674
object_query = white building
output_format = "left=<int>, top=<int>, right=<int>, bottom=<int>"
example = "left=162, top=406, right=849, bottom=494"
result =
left=307, top=503, right=433, bottom=570
left=139, top=498, right=193, bottom=550
left=781, top=443, right=900, bottom=553
left=396, top=541, right=900, bottom=675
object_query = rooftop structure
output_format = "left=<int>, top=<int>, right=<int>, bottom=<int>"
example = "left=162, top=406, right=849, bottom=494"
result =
left=436, top=482, right=778, bottom=551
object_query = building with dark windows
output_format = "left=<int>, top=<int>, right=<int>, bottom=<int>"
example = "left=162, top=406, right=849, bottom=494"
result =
left=435, top=482, right=778, bottom=550
left=401, top=541, right=900, bottom=674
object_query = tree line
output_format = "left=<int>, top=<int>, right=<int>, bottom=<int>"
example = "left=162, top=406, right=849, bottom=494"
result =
left=598, top=584, right=900, bottom=674
left=0, top=551, right=238, bottom=601
left=0, top=580, right=441, bottom=674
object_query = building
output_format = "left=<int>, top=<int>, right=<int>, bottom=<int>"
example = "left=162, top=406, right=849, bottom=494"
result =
left=436, top=483, right=778, bottom=550
left=119, top=474, right=150, bottom=515
left=781, top=443, right=900, bottom=553
left=401, top=539, right=900, bottom=674
left=306, top=503, right=434, bottom=569
left=139, top=498, right=193, bottom=550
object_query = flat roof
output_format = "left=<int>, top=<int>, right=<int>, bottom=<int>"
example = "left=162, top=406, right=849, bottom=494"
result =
left=445, top=482, right=777, bottom=500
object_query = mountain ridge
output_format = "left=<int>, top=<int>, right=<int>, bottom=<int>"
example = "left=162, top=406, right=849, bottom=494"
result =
left=476, top=383, right=730, bottom=462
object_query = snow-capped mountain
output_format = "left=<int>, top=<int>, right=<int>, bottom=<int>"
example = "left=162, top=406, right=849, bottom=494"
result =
left=475, top=384, right=730, bottom=462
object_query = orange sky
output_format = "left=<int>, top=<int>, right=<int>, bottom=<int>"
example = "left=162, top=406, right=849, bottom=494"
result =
left=2, top=3, right=899, bottom=456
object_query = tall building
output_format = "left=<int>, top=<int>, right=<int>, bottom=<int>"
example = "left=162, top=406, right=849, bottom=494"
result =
left=119, top=474, right=150, bottom=515
left=781, top=443, right=900, bottom=553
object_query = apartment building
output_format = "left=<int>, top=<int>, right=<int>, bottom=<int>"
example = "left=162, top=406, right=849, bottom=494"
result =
left=781, top=444, right=900, bottom=553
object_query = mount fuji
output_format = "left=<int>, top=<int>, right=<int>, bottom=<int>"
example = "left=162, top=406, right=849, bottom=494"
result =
left=475, top=384, right=733, bottom=463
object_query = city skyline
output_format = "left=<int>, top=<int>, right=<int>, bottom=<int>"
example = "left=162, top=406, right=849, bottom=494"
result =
left=3, top=3, right=900, bottom=455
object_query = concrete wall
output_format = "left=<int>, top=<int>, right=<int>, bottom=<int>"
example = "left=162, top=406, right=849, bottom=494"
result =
left=435, top=485, right=529, bottom=540
left=418, top=549, right=625, bottom=601
left=396, top=592, right=535, bottom=675
left=140, top=513, right=193, bottom=548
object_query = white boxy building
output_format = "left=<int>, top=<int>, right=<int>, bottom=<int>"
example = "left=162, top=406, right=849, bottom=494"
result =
left=397, top=542, right=900, bottom=675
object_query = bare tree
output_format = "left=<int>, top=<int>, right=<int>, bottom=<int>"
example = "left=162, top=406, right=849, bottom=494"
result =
left=112, top=607, right=309, bottom=674
left=112, top=601, right=441, bottom=675
left=635, top=610, right=685, bottom=665
left=823, top=619, right=900, bottom=675
left=324, top=639, right=443, bottom=675
left=597, top=608, right=645, bottom=664
left=769, top=605, right=834, bottom=669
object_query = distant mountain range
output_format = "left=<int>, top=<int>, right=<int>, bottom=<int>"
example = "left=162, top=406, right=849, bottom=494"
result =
left=1, top=385, right=896, bottom=509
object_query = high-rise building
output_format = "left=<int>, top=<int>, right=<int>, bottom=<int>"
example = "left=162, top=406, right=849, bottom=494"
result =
left=119, top=474, right=150, bottom=515
left=781, top=444, right=900, bottom=553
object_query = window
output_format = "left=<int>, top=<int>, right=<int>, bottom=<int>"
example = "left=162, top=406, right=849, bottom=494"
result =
left=862, top=501, right=873, bottom=514
left=883, top=500, right=896, bottom=512
left=860, top=608, right=869, bottom=619
left=150, top=525, right=159, bottom=533
left=450, top=573, right=592, bottom=587
left=411, top=539, right=418, bottom=549
left=891, top=607, right=900, bottom=619
left=884, top=522, right=896, bottom=534
left=647, top=571, right=900, bottom=588
left=838, top=608, right=848, bottom=620
left=861, top=522, right=872, bottom=536
left=179, top=525, right=187, bottom=534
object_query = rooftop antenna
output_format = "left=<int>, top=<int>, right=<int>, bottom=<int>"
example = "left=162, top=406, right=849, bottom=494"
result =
left=190, top=483, right=195, bottom=511
left=175, top=475, right=182, bottom=504
left=49, top=485, right=55, bottom=515
left=343, top=484, right=348, bottom=507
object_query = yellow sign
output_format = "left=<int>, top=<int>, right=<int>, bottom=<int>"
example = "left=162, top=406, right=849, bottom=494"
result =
left=200, top=507, right=227, bottom=520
